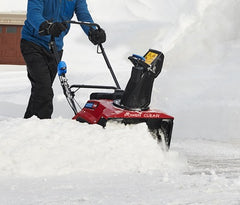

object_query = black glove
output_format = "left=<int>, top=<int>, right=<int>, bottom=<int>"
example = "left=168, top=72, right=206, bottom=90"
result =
left=88, top=27, right=106, bottom=45
left=39, top=21, right=68, bottom=37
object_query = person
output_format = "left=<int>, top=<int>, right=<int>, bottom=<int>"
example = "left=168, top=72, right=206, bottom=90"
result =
left=21, top=0, right=106, bottom=119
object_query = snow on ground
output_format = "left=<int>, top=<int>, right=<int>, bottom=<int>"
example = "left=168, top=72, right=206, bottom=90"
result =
left=1, top=0, right=240, bottom=204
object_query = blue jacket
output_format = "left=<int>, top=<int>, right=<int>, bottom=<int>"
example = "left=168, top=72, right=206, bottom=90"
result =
left=22, top=0, right=94, bottom=51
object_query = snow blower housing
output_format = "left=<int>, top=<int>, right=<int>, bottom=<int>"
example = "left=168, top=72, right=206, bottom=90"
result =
left=51, top=21, right=174, bottom=149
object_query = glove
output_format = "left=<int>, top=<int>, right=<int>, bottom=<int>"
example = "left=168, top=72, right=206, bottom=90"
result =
left=39, top=21, right=68, bottom=37
left=88, top=27, right=106, bottom=45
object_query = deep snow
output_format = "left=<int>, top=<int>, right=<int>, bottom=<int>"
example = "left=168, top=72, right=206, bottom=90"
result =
left=1, top=0, right=240, bottom=204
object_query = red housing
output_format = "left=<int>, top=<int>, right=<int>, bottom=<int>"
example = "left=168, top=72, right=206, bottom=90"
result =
left=73, top=99, right=174, bottom=124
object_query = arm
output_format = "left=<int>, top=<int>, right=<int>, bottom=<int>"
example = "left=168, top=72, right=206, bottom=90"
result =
left=26, top=0, right=46, bottom=31
left=75, top=0, right=94, bottom=35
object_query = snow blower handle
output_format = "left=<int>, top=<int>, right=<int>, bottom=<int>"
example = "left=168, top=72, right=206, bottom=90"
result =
left=65, top=20, right=121, bottom=89
left=65, top=20, right=101, bottom=30
left=54, top=21, right=120, bottom=89
left=50, top=21, right=101, bottom=64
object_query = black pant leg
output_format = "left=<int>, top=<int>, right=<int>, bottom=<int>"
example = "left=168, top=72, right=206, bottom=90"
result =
left=21, top=39, right=59, bottom=119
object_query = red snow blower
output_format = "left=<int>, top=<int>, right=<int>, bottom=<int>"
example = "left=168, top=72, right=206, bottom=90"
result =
left=50, top=21, right=174, bottom=149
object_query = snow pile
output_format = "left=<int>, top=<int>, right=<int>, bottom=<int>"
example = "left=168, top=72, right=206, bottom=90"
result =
left=0, top=118, right=186, bottom=177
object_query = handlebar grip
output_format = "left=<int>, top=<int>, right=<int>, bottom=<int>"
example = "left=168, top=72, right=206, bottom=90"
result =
left=66, top=20, right=101, bottom=30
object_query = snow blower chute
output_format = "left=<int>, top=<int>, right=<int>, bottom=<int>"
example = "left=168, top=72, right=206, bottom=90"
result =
left=50, top=21, right=174, bottom=149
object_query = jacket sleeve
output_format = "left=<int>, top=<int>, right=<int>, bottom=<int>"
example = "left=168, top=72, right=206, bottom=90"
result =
left=26, top=0, right=46, bottom=31
left=75, top=0, right=94, bottom=35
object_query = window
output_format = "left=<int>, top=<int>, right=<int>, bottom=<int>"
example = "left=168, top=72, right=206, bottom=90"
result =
left=6, top=26, right=17, bottom=33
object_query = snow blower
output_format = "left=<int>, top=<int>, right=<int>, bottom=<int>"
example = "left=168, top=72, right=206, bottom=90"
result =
left=50, top=21, right=174, bottom=149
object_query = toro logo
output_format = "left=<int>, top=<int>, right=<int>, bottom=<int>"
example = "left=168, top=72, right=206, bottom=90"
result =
left=124, top=112, right=142, bottom=118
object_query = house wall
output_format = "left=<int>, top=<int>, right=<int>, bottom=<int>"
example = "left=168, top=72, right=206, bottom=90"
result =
left=0, top=13, right=26, bottom=65
left=0, top=24, right=25, bottom=65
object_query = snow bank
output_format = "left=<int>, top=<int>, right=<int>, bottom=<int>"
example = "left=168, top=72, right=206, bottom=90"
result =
left=0, top=118, right=186, bottom=177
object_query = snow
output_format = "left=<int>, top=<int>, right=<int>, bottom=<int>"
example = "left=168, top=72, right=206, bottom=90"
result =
left=1, top=0, right=240, bottom=204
